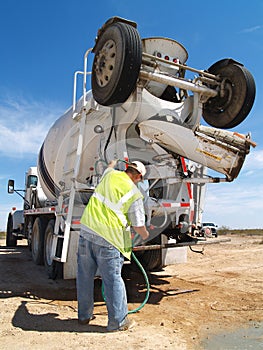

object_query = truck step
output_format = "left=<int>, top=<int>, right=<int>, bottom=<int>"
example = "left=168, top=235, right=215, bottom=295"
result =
left=53, top=234, right=64, bottom=239
left=53, top=256, right=62, bottom=262
left=70, top=127, right=80, bottom=137
left=59, top=189, right=71, bottom=196
left=63, top=168, right=74, bottom=175
left=67, top=147, right=78, bottom=156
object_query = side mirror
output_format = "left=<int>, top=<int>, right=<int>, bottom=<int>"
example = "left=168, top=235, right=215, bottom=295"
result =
left=8, top=179, right=15, bottom=194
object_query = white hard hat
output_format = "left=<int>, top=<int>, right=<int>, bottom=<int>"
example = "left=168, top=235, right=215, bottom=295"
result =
left=131, top=161, right=146, bottom=177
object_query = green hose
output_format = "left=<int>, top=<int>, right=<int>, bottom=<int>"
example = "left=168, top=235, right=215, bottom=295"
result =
left=128, top=252, right=150, bottom=313
left=101, top=251, right=150, bottom=313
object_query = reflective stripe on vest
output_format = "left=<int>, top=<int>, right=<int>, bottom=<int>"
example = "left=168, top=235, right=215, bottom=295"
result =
left=92, top=192, right=126, bottom=227
left=93, top=187, right=137, bottom=227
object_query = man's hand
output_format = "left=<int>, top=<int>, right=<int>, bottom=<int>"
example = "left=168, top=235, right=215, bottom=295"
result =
left=108, top=159, right=118, bottom=168
left=132, top=226, right=150, bottom=241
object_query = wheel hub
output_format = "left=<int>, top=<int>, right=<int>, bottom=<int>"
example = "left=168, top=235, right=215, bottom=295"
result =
left=207, top=80, right=233, bottom=113
left=217, top=80, right=233, bottom=111
left=94, top=39, right=116, bottom=87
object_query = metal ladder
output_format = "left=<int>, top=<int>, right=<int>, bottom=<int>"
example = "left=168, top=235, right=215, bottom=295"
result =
left=51, top=109, right=87, bottom=263
left=51, top=48, right=93, bottom=263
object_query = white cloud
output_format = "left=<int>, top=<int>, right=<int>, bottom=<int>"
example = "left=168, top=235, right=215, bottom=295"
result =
left=0, top=94, right=65, bottom=157
left=243, top=148, right=263, bottom=170
left=201, top=147, right=263, bottom=229
left=238, top=148, right=263, bottom=178
left=240, top=25, right=262, bottom=33
left=0, top=93, right=66, bottom=230
left=203, top=179, right=263, bottom=229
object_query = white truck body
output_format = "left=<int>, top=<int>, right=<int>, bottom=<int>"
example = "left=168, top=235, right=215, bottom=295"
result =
left=6, top=17, right=256, bottom=279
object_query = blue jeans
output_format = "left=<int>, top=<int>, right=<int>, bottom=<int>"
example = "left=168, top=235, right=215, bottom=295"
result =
left=77, top=230, right=128, bottom=331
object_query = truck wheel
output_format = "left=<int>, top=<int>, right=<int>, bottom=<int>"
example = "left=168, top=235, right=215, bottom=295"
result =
left=31, top=217, right=47, bottom=265
left=6, top=214, right=17, bottom=247
left=203, top=59, right=256, bottom=129
left=92, top=21, right=142, bottom=106
left=139, top=249, right=162, bottom=271
left=44, top=219, right=63, bottom=279
left=134, top=236, right=162, bottom=271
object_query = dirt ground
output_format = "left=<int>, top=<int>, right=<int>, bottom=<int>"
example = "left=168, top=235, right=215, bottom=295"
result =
left=0, top=234, right=262, bottom=350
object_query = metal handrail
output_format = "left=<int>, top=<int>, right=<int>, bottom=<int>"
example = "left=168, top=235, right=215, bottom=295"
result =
left=72, top=48, right=93, bottom=117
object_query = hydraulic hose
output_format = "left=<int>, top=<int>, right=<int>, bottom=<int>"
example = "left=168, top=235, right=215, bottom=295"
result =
left=101, top=251, right=150, bottom=313
left=128, top=252, right=150, bottom=314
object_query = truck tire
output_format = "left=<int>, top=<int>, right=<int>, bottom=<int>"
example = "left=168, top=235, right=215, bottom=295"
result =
left=134, top=236, right=162, bottom=271
left=138, top=249, right=162, bottom=271
left=203, top=59, right=256, bottom=129
left=6, top=214, right=17, bottom=247
left=44, top=219, right=63, bottom=279
left=31, top=217, right=47, bottom=265
left=92, top=21, right=142, bottom=106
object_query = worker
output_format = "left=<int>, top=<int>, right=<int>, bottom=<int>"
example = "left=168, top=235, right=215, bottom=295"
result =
left=77, top=159, right=150, bottom=331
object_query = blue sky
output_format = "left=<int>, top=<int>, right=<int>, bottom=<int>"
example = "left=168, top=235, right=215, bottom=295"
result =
left=0, top=0, right=262, bottom=230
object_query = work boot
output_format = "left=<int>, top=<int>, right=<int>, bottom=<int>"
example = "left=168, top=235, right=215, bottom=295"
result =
left=118, top=318, right=136, bottom=331
left=109, top=317, right=136, bottom=332
left=78, top=315, right=96, bottom=325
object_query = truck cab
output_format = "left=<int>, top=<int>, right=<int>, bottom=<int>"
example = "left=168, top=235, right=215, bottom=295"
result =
left=6, top=167, right=47, bottom=247
left=23, top=167, right=47, bottom=209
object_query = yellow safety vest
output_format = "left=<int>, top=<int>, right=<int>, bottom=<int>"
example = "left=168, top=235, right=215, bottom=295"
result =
left=80, top=169, right=144, bottom=260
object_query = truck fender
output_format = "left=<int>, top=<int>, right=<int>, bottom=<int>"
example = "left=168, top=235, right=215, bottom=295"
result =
left=12, top=210, right=24, bottom=230
left=206, top=58, right=243, bottom=73
left=92, top=16, right=138, bottom=53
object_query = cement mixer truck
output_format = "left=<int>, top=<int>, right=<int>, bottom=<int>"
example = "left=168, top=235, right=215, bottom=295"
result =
left=6, top=17, right=256, bottom=279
